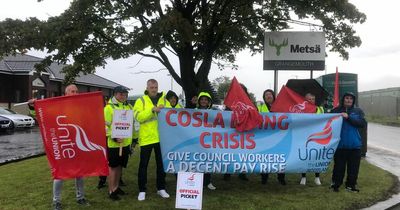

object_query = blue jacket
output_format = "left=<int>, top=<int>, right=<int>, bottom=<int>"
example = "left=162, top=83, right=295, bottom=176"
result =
left=331, top=94, right=367, bottom=149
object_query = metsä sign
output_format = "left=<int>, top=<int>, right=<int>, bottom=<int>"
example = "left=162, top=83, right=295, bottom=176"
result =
left=264, top=31, right=325, bottom=70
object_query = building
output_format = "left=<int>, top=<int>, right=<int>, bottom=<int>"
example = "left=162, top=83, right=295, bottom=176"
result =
left=359, top=87, right=400, bottom=118
left=0, top=54, right=123, bottom=114
left=316, top=72, right=358, bottom=108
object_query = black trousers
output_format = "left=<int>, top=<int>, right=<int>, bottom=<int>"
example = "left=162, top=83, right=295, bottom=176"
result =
left=332, top=148, right=361, bottom=188
left=203, top=174, right=211, bottom=186
left=261, top=173, right=285, bottom=182
left=138, top=143, right=166, bottom=192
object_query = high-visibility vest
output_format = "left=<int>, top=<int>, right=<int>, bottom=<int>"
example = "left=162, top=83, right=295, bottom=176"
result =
left=165, top=102, right=183, bottom=109
left=316, top=106, right=324, bottom=114
left=104, top=97, right=137, bottom=148
left=257, top=103, right=270, bottom=113
left=133, top=92, right=168, bottom=146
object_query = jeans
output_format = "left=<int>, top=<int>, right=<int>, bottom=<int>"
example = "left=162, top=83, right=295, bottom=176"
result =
left=53, top=177, right=84, bottom=203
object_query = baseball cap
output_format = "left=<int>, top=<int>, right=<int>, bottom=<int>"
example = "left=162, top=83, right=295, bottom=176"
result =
left=113, top=86, right=129, bottom=93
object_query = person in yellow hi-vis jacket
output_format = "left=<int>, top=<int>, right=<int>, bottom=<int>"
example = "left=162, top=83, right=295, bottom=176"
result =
left=300, top=93, right=324, bottom=186
left=165, top=90, right=183, bottom=108
left=134, top=79, right=170, bottom=201
left=104, top=86, right=138, bottom=201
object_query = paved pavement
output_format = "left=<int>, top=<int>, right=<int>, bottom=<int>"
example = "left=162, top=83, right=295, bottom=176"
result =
left=363, top=123, right=400, bottom=210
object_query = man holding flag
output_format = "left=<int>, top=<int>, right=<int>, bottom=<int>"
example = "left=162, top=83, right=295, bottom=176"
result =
left=28, top=84, right=90, bottom=210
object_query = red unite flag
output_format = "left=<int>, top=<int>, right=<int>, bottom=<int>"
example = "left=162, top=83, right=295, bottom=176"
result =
left=271, top=86, right=316, bottom=113
left=224, top=77, right=263, bottom=132
left=35, top=92, right=109, bottom=179
left=333, top=67, right=340, bottom=108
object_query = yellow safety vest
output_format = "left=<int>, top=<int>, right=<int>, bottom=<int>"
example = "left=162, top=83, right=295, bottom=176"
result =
left=316, top=106, right=324, bottom=114
left=133, top=92, right=169, bottom=146
left=165, top=103, right=183, bottom=109
left=104, top=97, right=137, bottom=148
left=257, top=103, right=270, bottom=113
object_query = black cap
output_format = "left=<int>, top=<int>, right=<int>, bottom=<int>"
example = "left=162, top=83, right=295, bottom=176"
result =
left=113, top=86, right=129, bottom=93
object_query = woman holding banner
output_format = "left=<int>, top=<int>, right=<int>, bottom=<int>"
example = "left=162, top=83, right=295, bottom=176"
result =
left=257, top=89, right=286, bottom=185
left=197, top=91, right=217, bottom=190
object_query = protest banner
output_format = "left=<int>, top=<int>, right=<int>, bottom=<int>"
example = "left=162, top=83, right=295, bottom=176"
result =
left=159, top=109, right=342, bottom=174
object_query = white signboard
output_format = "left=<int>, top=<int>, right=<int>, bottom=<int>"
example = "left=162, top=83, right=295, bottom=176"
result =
left=264, top=31, right=325, bottom=70
left=176, top=172, right=204, bottom=210
left=111, top=109, right=134, bottom=139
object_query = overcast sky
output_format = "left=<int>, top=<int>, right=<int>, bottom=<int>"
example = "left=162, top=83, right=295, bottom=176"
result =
left=1, top=0, right=399, bottom=101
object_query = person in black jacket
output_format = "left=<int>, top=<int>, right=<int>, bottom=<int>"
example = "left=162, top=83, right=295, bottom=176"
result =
left=330, top=92, right=367, bottom=192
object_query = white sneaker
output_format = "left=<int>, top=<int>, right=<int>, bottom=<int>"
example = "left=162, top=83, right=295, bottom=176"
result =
left=157, top=189, right=170, bottom=198
left=207, top=183, right=216, bottom=190
left=314, top=177, right=321, bottom=185
left=138, top=192, right=146, bottom=201
left=300, top=177, right=306, bottom=185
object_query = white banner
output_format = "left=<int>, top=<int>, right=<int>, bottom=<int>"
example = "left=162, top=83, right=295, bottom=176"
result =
left=111, top=109, right=134, bottom=139
left=176, top=172, right=204, bottom=210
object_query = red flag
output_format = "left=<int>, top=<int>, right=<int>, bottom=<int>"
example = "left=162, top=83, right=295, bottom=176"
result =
left=35, top=92, right=109, bottom=179
left=271, top=86, right=316, bottom=113
left=333, top=67, right=340, bottom=108
left=224, top=77, right=262, bottom=132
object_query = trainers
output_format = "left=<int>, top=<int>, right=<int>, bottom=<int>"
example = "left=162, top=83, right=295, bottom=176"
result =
left=109, top=191, right=120, bottom=201
left=330, top=185, right=339, bottom=192
left=157, top=189, right=170, bottom=198
left=53, top=202, right=62, bottom=210
left=207, top=183, right=216, bottom=190
left=119, top=179, right=127, bottom=186
left=346, top=186, right=360, bottom=192
left=97, top=181, right=106, bottom=189
left=300, top=177, right=306, bottom=185
left=77, top=198, right=90, bottom=206
left=314, top=177, right=321, bottom=185
left=138, top=192, right=146, bottom=201
left=116, top=187, right=127, bottom=195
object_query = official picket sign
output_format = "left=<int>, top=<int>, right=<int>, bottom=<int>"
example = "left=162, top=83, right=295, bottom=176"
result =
left=111, top=109, right=134, bottom=139
left=159, top=109, right=343, bottom=174
left=263, top=31, right=325, bottom=70
left=175, top=172, right=204, bottom=210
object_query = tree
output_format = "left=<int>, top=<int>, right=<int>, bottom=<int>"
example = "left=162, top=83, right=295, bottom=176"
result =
left=0, top=0, right=366, bottom=107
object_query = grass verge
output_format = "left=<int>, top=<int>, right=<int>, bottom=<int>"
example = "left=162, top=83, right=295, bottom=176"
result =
left=0, top=152, right=398, bottom=210
left=366, top=115, right=400, bottom=127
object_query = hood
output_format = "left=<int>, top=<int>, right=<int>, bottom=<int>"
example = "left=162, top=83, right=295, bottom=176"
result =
left=340, top=92, right=356, bottom=108
left=197, top=92, right=212, bottom=108
left=166, top=90, right=178, bottom=100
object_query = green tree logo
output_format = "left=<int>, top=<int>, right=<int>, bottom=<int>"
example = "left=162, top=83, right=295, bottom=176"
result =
left=269, top=38, right=289, bottom=56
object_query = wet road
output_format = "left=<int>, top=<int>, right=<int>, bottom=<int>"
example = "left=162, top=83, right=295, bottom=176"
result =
left=0, top=127, right=43, bottom=164
left=364, top=123, right=400, bottom=210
